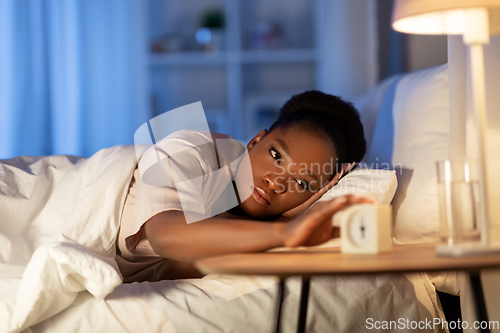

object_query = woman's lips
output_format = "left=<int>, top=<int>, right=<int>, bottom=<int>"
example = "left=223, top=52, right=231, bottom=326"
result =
left=251, top=186, right=271, bottom=205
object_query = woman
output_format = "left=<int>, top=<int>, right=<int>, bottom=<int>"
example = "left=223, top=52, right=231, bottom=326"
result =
left=116, top=90, right=371, bottom=282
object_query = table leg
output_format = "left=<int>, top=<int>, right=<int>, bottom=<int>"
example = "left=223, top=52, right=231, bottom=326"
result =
left=469, top=272, right=491, bottom=333
left=272, top=279, right=285, bottom=333
left=297, top=277, right=310, bottom=333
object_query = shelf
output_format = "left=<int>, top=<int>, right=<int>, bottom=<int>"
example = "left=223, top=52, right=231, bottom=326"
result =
left=150, top=48, right=317, bottom=66
left=241, top=49, right=317, bottom=64
left=150, top=51, right=228, bottom=66
left=147, top=0, right=320, bottom=139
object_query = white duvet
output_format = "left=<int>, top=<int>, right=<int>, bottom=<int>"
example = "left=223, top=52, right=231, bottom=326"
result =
left=0, top=146, right=135, bottom=332
left=0, top=146, right=447, bottom=333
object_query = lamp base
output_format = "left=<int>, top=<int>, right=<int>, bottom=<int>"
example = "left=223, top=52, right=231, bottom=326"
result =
left=437, top=243, right=500, bottom=257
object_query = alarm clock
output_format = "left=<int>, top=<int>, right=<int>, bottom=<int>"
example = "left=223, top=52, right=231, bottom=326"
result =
left=333, top=203, right=392, bottom=254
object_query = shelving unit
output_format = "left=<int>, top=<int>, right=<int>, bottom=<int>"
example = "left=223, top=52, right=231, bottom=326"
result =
left=150, top=49, right=317, bottom=66
left=147, top=0, right=323, bottom=141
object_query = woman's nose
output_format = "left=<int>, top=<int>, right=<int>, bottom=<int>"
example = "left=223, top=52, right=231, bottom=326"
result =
left=264, top=173, right=286, bottom=194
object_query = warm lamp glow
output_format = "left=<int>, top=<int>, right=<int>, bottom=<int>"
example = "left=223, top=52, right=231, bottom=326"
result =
left=392, top=9, right=466, bottom=34
left=392, top=0, right=500, bottom=35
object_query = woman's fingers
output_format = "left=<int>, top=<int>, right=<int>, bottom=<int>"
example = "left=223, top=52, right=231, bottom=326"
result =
left=313, top=162, right=356, bottom=198
left=301, top=162, right=357, bottom=207
left=336, top=162, right=355, bottom=184
left=308, top=194, right=369, bottom=221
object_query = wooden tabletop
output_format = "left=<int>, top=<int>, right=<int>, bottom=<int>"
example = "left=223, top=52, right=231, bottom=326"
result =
left=195, top=243, right=500, bottom=278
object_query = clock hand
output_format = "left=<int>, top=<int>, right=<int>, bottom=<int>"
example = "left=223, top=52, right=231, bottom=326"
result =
left=360, top=217, right=365, bottom=239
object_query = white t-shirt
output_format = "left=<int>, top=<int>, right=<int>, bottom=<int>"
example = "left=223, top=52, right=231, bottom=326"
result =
left=116, top=130, right=246, bottom=282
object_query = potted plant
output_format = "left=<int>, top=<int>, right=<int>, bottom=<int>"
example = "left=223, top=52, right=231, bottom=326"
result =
left=197, top=8, right=225, bottom=52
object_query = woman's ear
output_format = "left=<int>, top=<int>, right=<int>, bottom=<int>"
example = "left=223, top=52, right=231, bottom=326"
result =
left=247, top=129, right=268, bottom=151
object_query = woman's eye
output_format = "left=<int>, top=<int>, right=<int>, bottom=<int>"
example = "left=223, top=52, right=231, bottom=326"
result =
left=270, top=148, right=282, bottom=161
left=296, top=179, right=310, bottom=190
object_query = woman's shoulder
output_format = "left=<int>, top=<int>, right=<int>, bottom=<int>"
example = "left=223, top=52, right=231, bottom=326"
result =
left=164, top=130, right=247, bottom=172
left=160, top=129, right=236, bottom=145
left=137, top=130, right=245, bottom=184
left=156, top=130, right=244, bottom=155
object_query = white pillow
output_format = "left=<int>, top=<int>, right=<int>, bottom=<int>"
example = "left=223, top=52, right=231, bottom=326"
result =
left=353, top=74, right=402, bottom=152
left=391, top=64, right=449, bottom=244
left=317, top=168, right=398, bottom=205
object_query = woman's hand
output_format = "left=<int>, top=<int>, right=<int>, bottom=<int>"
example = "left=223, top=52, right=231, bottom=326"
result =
left=278, top=194, right=374, bottom=247
left=278, top=162, right=355, bottom=221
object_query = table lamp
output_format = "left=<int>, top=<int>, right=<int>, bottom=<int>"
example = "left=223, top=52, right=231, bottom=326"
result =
left=391, top=0, right=500, bottom=255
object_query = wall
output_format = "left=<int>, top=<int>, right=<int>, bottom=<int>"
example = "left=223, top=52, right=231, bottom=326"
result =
left=377, top=0, right=448, bottom=79
left=407, top=35, right=448, bottom=72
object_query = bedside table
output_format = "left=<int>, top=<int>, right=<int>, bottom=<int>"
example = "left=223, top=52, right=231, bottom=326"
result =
left=196, top=243, right=500, bottom=333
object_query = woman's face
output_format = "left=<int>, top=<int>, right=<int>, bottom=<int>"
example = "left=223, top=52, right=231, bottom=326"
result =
left=236, top=125, right=337, bottom=218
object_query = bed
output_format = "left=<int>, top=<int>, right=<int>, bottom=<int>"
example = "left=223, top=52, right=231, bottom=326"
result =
left=0, top=63, right=453, bottom=333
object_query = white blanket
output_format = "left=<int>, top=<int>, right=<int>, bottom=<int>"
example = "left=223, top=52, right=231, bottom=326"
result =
left=30, top=272, right=445, bottom=333
left=0, top=146, right=137, bottom=332
left=0, top=147, right=447, bottom=333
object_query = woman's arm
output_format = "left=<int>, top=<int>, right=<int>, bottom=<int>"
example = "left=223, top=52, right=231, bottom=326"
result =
left=144, top=195, right=370, bottom=262
left=145, top=210, right=284, bottom=262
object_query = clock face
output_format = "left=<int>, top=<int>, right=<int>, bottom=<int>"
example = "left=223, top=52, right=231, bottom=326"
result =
left=347, top=211, right=373, bottom=247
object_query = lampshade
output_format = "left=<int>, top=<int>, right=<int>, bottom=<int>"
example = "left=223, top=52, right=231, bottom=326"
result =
left=392, top=0, right=500, bottom=35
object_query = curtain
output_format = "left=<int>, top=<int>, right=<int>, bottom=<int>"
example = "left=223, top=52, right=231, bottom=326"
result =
left=0, top=0, right=150, bottom=158
left=376, top=0, right=407, bottom=81
left=315, top=0, right=379, bottom=100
